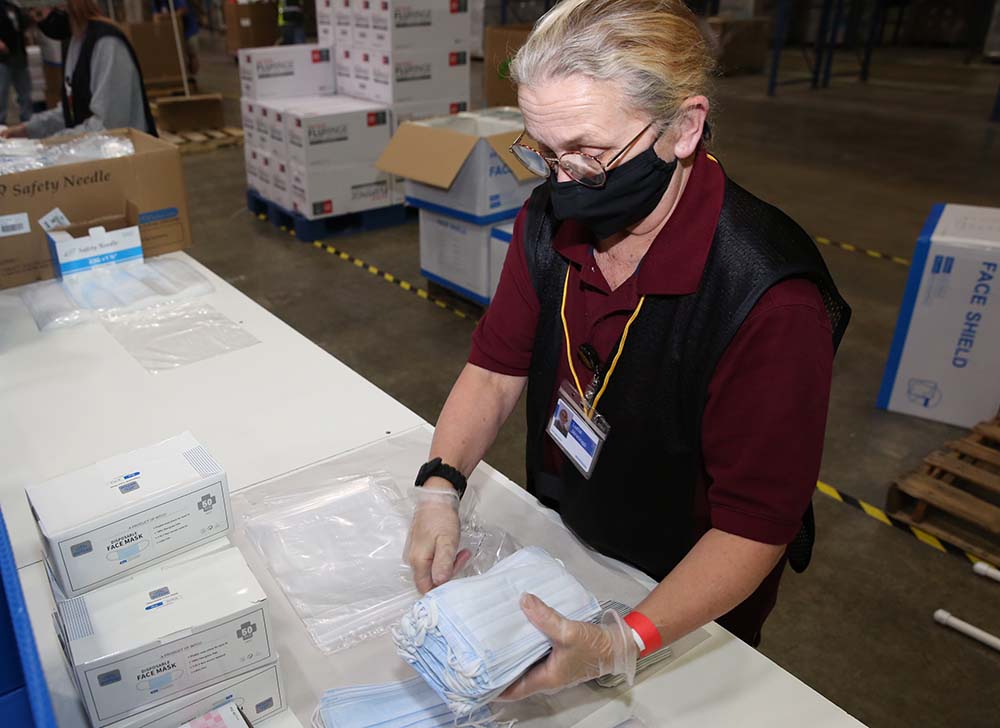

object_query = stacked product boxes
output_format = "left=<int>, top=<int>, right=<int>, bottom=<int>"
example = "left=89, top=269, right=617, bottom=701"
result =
left=23, top=433, right=286, bottom=728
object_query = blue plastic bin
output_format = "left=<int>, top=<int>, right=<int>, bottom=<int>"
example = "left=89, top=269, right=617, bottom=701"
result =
left=0, top=509, right=57, bottom=727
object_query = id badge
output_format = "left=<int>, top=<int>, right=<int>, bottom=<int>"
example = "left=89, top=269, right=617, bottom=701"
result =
left=547, top=381, right=610, bottom=479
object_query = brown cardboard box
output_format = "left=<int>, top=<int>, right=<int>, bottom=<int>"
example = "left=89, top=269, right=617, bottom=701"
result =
left=0, top=129, right=192, bottom=290
left=156, top=94, right=226, bottom=133
left=483, top=24, right=532, bottom=108
left=128, top=21, right=184, bottom=86
left=225, top=2, right=280, bottom=54
left=706, top=17, right=771, bottom=75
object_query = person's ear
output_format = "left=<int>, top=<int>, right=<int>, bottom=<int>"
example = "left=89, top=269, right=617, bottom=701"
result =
left=667, top=96, right=709, bottom=162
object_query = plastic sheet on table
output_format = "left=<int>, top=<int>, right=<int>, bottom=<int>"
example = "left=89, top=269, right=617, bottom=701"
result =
left=235, top=471, right=517, bottom=655
left=19, top=257, right=214, bottom=331
left=102, top=301, right=259, bottom=373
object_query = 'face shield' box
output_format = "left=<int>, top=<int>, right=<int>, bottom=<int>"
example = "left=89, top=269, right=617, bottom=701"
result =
left=54, top=545, right=273, bottom=727
left=25, top=431, right=232, bottom=598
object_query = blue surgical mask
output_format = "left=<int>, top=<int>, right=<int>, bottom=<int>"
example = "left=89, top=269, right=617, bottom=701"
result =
left=392, top=547, right=601, bottom=717
left=313, top=677, right=495, bottom=728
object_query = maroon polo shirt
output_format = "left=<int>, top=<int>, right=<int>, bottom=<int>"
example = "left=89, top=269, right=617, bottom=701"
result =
left=470, top=150, right=833, bottom=644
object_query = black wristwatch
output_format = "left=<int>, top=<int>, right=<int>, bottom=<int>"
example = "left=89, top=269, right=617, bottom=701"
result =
left=415, top=457, right=467, bottom=499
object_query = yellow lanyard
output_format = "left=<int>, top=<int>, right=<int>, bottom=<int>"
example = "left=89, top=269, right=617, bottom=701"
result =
left=559, top=267, right=646, bottom=419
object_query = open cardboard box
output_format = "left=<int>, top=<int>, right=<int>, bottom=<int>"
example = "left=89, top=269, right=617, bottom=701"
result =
left=376, top=112, right=542, bottom=223
left=45, top=201, right=143, bottom=277
left=0, top=128, right=192, bottom=290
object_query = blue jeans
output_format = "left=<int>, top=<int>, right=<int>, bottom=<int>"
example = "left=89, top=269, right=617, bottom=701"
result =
left=0, top=63, right=32, bottom=125
left=280, top=24, right=306, bottom=45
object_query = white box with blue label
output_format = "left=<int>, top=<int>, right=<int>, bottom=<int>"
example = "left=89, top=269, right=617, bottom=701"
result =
left=104, top=660, right=284, bottom=728
left=878, top=204, right=1000, bottom=427
left=46, top=209, right=144, bottom=279
left=377, top=111, right=541, bottom=223
left=25, top=431, right=232, bottom=599
left=418, top=208, right=512, bottom=305
left=52, top=545, right=272, bottom=727
left=490, top=220, right=513, bottom=300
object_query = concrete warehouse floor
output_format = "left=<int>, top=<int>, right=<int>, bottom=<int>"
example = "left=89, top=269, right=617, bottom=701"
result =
left=181, top=36, right=999, bottom=727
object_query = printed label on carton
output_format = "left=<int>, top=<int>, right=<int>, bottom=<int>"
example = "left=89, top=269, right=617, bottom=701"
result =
left=395, top=7, right=431, bottom=27
left=0, top=211, right=30, bottom=237
left=84, top=607, right=272, bottom=722
left=351, top=180, right=389, bottom=204
left=57, top=481, right=230, bottom=593
left=396, top=61, right=432, bottom=82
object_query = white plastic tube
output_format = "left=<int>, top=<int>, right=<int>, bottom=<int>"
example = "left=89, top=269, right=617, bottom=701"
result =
left=934, top=610, right=1000, bottom=653
left=973, top=561, right=1000, bottom=584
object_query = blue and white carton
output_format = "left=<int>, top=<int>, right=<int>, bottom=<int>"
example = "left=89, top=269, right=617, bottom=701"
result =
left=878, top=204, right=1000, bottom=427
left=25, top=432, right=232, bottom=598
left=52, top=545, right=272, bottom=728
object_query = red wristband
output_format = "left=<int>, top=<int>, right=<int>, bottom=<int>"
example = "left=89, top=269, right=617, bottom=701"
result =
left=624, top=610, right=662, bottom=657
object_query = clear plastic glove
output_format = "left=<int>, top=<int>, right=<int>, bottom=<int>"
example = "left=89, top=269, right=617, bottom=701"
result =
left=405, top=487, right=470, bottom=594
left=497, top=593, right=638, bottom=700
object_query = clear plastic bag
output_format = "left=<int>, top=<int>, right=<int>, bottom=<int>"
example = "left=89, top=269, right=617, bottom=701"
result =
left=101, top=301, right=259, bottom=373
left=237, top=472, right=517, bottom=655
left=19, top=257, right=214, bottom=331
left=0, top=133, right=134, bottom=176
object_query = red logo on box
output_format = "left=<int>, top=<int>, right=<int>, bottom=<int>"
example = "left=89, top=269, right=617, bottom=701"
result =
left=279, top=163, right=286, bottom=172
left=382, top=55, right=389, bottom=64
left=296, top=118, right=302, bottom=127
left=367, top=112, right=377, bottom=126
left=322, top=201, right=333, bottom=214
left=344, top=49, right=351, bottom=58
left=381, top=0, right=388, bottom=8
left=450, top=0, right=459, bottom=11
left=362, top=52, right=370, bottom=62
left=312, top=50, right=323, bottom=63
left=276, top=113, right=282, bottom=121
left=449, top=52, right=458, bottom=66
left=449, top=103, right=461, bottom=114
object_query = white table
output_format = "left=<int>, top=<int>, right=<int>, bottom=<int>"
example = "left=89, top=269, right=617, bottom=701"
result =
left=1, top=254, right=865, bottom=728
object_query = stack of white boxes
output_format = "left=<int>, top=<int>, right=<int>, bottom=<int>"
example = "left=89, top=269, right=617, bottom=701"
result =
left=23, top=433, right=286, bottom=728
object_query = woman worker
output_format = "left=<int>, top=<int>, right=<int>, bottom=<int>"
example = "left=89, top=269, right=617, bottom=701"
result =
left=1, top=0, right=156, bottom=138
left=407, top=0, right=851, bottom=697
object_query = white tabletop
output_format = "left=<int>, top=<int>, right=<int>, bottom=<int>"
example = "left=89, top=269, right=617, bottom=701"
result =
left=1, top=255, right=864, bottom=728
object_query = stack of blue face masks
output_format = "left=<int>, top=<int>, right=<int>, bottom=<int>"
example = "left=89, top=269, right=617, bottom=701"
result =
left=313, top=676, right=495, bottom=728
left=393, top=546, right=602, bottom=716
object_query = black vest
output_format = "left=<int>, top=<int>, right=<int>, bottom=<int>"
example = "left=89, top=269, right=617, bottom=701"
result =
left=524, top=177, right=851, bottom=581
left=62, top=21, right=158, bottom=136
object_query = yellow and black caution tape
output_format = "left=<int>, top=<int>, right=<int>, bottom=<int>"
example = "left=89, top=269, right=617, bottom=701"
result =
left=814, top=236, right=911, bottom=267
left=814, top=481, right=988, bottom=565
left=307, top=238, right=481, bottom=324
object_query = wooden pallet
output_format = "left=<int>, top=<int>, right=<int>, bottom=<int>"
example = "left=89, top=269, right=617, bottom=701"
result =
left=887, top=415, right=1000, bottom=563
left=159, top=127, right=244, bottom=155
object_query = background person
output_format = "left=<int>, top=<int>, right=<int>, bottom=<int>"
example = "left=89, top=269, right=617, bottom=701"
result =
left=153, top=0, right=199, bottom=78
left=1, top=0, right=156, bottom=138
left=0, top=0, right=30, bottom=126
left=406, top=0, right=850, bottom=699
left=279, top=0, right=305, bottom=45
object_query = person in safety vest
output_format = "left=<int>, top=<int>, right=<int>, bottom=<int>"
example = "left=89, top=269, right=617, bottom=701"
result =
left=2, top=0, right=156, bottom=138
left=405, top=0, right=850, bottom=699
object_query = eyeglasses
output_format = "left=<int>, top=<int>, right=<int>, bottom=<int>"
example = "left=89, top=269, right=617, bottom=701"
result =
left=509, top=122, right=656, bottom=189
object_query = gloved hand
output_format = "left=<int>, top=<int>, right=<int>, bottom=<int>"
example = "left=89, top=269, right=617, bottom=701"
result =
left=497, top=593, right=639, bottom=700
left=405, top=486, right=470, bottom=594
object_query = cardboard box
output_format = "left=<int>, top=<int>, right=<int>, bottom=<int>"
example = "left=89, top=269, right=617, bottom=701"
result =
left=25, top=431, right=231, bottom=599
left=240, top=97, right=258, bottom=147
left=270, top=158, right=292, bottom=210
left=353, top=47, right=376, bottom=98
left=0, top=128, right=191, bottom=290
left=484, top=24, right=531, bottom=107
left=364, top=46, right=471, bottom=104
left=46, top=208, right=144, bottom=278
left=259, top=97, right=310, bottom=162
left=54, top=546, right=273, bottom=727
left=878, top=204, right=1000, bottom=428
left=155, top=95, right=225, bottom=134
left=377, top=112, right=540, bottom=223
left=490, top=220, right=513, bottom=300
left=419, top=208, right=512, bottom=305
left=239, top=44, right=336, bottom=100
left=289, top=161, right=391, bottom=220
left=706, top=16, right=771, bottom=75
left=244, top=145, right=262, bottom=192
left=334, top=0, right=353, bottom=44
left=286, top=96, right=390, bottom=168
left=104, top=660, right=285, bottom=728
left=366, top=0, right=471, bottom=51
left=127, top=22, right=183, bottom=86
left=351, top=0, right=372, bottom=44
left=387, top=99, right=469, bottom=203
left=335, top=46, right=358, bottom=97
left=258, top=151, right=275, bottom=201
left=224, top=2, right=280, bottom=54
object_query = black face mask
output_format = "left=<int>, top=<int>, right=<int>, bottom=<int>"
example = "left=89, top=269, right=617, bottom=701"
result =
left=39, top=9, right=72, bottom=41
left=548, top=147, right=677, bottom=240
